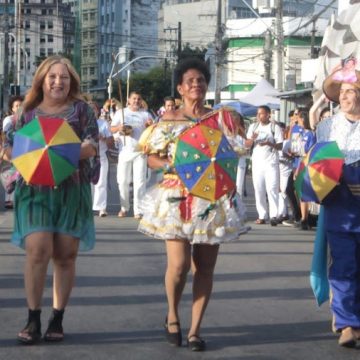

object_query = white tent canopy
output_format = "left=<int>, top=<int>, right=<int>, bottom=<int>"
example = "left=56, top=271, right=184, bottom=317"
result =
left=240, top=78, right=280, bottom=109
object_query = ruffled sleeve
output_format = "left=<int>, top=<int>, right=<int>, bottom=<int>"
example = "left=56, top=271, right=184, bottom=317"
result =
left=138, top=120, right=192, bottom=158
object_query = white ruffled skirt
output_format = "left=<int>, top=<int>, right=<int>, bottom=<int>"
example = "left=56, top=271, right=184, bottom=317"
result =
left=138, top=174, right=249, bottom=244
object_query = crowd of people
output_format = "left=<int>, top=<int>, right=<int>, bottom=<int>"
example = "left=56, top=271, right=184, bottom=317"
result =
left=0, top=54, right=359, bottom=351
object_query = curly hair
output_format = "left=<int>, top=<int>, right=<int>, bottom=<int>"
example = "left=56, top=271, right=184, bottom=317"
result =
left=174, top=58, right=211, bottom=86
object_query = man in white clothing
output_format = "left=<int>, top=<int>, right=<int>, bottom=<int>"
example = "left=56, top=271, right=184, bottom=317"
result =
left=111, top=91, right=153, bottom=219
left=90, top=102, right=113, bottom=217
left=245, top=105, right=283, bottom=226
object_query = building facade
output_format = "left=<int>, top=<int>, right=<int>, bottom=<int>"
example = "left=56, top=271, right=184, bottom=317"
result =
left=78, top=0, right=162, bottom=100
left=0, top=0, right=74, bottom=97
left=216, top=16, right=329, bottom=101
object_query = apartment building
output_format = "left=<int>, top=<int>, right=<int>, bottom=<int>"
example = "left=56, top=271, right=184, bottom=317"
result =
left=0, top=0, right=74, bottom=92
left=76, top=0, right=161, bottom=99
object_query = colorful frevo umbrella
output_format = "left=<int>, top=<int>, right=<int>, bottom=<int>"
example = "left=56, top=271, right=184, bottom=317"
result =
left=12, top=116, right=81, bottom=186
left=294, top=141, right=344, bottom=203
left=173, top=120, right=238, bottom=202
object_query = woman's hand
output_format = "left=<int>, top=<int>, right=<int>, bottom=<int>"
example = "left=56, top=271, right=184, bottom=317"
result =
left=80, top=142, right=97, bottom=160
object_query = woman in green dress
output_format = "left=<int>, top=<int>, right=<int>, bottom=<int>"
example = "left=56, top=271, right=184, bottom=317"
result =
left=4, top=55, right=99, bottom=344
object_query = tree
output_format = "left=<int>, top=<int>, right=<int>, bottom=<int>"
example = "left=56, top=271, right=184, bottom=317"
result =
left=178, top=43, right=207, bottom=61
left=125, top=66, right=172, bottom=113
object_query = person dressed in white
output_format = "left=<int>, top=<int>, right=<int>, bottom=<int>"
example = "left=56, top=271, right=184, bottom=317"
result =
left=90, top=102, right=113, bottom=217
left=224, top=110, right=248, bottom=200
left=246, top=105, right=283, bottom=226
left=2, top=95, right=23, bottom=209
left=111, top=91, right=153, bottom=219
left=277, top=122, right=293, bottom=222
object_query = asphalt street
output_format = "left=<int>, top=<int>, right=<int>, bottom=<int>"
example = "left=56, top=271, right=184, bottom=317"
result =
left=0, top=167, right=359, bottom=359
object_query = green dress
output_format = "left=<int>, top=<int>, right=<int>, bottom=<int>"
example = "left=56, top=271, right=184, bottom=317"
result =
left=8, top=101, right=99, bottom=251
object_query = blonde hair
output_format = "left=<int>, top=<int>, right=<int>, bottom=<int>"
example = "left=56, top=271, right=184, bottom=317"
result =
left=23, top=55, right=83, bottom=112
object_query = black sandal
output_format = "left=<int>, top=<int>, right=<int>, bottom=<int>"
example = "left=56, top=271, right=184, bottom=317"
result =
left=17, top=309, right=42, bottom=345
left=164, top=316, right=182, bottom=347
left=44, top=308, right=64, bottom=342
left=187, top=334, right=206, bottom=351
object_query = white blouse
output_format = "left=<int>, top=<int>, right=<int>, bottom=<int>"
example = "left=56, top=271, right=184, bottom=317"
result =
left=316, top=111, right=360, bottom=165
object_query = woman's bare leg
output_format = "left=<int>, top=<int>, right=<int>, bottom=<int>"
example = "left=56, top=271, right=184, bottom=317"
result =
left=24, top=232, right=53, bottom=310
left=165, top=239, right=191, bottom=333
left=188, top=244, right=219, bottom=338
left=52, top=233, right=79, bottom=310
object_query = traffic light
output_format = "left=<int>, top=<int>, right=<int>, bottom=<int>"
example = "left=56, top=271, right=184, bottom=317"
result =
left=10, top=84, right=20, bottom=96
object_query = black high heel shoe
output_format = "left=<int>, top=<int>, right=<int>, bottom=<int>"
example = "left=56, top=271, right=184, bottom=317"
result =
left=44, top=308, right=65, bottom=342
left=17, top=309, right=42, bottom=345
left=164, top=316, right=182, bottom=347
left=187, top=334, right=206, bottom=351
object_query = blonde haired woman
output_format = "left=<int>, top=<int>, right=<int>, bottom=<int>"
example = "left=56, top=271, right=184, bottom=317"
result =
left=4, top=55, right=99, bottom=344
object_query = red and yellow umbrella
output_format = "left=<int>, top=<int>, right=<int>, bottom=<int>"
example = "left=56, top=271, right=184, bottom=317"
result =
left=173, top=121, right=238, bottom=202
left=12, top=116, right=81, bottom=186
left=295, top=141, right=344, bottom=203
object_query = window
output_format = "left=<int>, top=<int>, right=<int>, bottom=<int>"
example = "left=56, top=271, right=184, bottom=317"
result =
left=40, top=21, right=45, bottom=30
left=24, top=20, right=30, bottom=29
left=40, top=36, right=46, bottom=43
left=41, top=9, right=46, bottom=15
left=40, top=48, right=46, bottom=57
left=83, top=13, right=88, bottom=21
left=90, top=67, right=95, bottom=75
left=48, top=35, right=53, bottom=43
left=48, top=48, right=54, bottom=55
left=48, top=21, right=53, bottom=29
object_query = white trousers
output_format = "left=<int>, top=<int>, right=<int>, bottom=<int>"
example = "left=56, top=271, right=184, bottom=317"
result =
left=236, top=164, right=246, bottom=200
left=117, top=152, right=147, bottom=216
left=92, top=154, right=109, bottom=211
left=278, top=163, right=292, bottom=217
left=252, top=161, right=279, bottom=219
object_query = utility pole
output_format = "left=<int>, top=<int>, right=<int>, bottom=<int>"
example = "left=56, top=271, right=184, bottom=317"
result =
left=164, top=24, right=180, bottom=97
left=214, top=0, right=222, bottom=104
left=3, top=0, right=10, bottom=110
left=15, top=0, right=21, bottom=87
left=275, top=0, right=283, bottom=91
left=264, top=29, right=272, bottom=81
left=310, top=20, right=317, bottom=58
left=177, top=22, right=182, bottom=60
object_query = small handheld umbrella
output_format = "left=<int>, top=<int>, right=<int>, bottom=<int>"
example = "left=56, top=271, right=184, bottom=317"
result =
left=294, top=141, right=344, bottom=203
left=12, top=116, right=81, bottom=186
left=173, top=121, right=238, bottom=202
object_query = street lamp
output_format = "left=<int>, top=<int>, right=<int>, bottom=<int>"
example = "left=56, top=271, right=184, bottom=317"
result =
left=107, top=55, right=165, bottom=101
